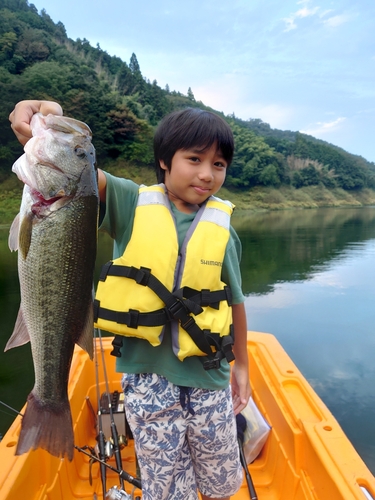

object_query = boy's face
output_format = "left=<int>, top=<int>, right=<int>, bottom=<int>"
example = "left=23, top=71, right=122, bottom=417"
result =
left=160, top=143, right=227, bottom=213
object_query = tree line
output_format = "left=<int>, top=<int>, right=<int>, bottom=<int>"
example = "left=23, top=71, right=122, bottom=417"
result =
left=1, top=0, right=375, bottom=191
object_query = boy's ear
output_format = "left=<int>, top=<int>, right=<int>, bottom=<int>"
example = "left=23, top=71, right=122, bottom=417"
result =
left=159, top=159, right=168, bottom=171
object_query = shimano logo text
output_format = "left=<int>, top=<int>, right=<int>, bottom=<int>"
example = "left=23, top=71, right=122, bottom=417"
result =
left=201, top=259, right=222, bottom=267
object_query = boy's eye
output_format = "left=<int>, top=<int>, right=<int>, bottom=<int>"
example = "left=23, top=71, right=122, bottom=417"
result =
left=189, top=156, right=200, bottom=162
left=215, top=161, right=227, bottom=168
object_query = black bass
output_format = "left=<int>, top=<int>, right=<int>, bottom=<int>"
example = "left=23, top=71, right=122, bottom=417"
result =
left=5, top=113, right=98, bottom=461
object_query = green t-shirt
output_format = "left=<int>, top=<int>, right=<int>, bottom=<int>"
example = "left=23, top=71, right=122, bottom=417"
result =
left=99, top=172, right=245, bottom=390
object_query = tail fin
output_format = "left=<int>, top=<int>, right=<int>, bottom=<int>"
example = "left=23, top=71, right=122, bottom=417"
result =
left=16, top=392, right=74, bottom=461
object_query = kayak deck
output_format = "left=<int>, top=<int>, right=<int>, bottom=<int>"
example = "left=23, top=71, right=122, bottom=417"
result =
left=0, top=332, right=374, bottom=500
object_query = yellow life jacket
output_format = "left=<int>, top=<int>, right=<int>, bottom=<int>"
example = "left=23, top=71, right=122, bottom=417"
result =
left=94, top=184, right=235, bottom=369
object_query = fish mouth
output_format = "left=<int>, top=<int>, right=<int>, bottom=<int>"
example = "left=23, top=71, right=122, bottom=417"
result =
left=31, top=189, right=69, bottom=215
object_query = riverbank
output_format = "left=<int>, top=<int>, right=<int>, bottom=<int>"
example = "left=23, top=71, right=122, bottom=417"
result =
left=220, top=184, right=375, bottom=211
left=2, top=160, right=375, bottom=223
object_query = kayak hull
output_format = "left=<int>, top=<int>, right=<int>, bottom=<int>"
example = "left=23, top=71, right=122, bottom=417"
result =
left=0, top=332, right=374, bottom=500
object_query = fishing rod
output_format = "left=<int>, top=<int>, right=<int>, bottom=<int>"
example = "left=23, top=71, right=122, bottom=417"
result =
left=236, top=413, right=258, bottom=500
left=97, top=328, right=125, bottom=491
left=0, top=400, right=23, bottom=417
left=75, top=445, right=142, bottom=490
left=94, top=328, right=108, bottom=499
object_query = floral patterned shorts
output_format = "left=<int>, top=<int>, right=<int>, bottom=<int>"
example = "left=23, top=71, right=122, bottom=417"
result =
left=121, top=373, right=243, bottom=500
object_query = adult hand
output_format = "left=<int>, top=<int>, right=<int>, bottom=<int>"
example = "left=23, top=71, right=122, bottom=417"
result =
left=9, top=100, right=63, bottom=145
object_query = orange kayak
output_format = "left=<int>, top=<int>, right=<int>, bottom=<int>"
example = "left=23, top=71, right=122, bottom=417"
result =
left=0, top=332, right=374, bottom=500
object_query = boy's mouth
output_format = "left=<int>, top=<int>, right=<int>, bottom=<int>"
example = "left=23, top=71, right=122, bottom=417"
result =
left=192, top=185, right=211, bottom=195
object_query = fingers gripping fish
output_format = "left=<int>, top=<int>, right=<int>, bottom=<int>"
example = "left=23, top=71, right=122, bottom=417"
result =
left=5, top=113, right=98, bottom=461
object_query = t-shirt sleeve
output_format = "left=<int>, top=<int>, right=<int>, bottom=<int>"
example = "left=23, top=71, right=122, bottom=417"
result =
left=99, top=172, right=139, bottom=257
left=222, top=226, right=245, bottom=305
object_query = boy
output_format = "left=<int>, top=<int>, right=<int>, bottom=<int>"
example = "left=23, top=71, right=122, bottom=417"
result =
left=9, top=100, right=251, bottom=500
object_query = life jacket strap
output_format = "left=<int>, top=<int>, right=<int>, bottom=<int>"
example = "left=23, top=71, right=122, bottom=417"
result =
left=97, top=262, right=235, bottom=367
left=173, top=286, right=232, bottom=309
left=99, top=262, right=152, bottom=286
left=94, top=299, right=168, bottom=327
left=100, top=263, right=233, bottom=310
left=202, top=325, right=235, bottom=369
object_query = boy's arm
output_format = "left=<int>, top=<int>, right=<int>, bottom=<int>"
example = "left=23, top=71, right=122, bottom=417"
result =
left=231, top=302, right=251, bottom=415
left=98, top=169, right=107, bottom=202
left=9, top=100, right=107, bottom=202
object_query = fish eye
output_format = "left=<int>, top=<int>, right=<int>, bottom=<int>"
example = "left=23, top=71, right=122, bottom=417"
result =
left=74, top=147, right=87, bottom=159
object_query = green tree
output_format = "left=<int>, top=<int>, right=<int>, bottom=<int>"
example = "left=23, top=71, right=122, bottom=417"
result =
left=129, top=52, right=140, bottom=73
left=225, top=122, right=285, bottom=188
left=187, top=87, right=195, bottom=101
left=300, top=164, right=320, bottom=186
left=15, top=27, right=50, bottom=65
left=21, top=61, right=72, bottom=101
left=259, top=164, right=281, bottom=187
left=0, top=31, right=17, bottom=59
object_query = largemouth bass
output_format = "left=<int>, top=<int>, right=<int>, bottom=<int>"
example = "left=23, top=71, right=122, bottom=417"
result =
left=5, top=113, right=98, bottom=461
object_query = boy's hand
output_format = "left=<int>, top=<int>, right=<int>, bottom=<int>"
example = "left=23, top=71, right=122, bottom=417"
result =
left=230, top=302, right=251, bottom=414
left=9, top=100, right=63, bottom=145
left=231, top=361, right=251, bottom=415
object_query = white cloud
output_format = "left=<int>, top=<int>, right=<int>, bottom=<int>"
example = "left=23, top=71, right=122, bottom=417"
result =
left=300, top=117, right=346, bottom=136
left=283, top=1, right=320, bottom=31
left=193, top=75, right=248, bottom=116
left=244, top=103, right=296, bottom=129
left=323, top=13, right=351, bottom=28
left=194, top=76, right=297, bottom=127
left=319, top=9, right=334, bottom=18
left=283, top=1, right=351, bottom=32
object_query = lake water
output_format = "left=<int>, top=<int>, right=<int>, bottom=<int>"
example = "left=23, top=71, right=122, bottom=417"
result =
left=1, top=206, right=375, bottom=474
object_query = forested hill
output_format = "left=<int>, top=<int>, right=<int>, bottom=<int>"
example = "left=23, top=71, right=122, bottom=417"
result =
left=1, top=0, right=375, bottom=192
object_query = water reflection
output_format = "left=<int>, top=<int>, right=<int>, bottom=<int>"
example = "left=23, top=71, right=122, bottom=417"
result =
left=235, top=209, right=375, bottom=474
left=234, top=207, right=375, bottom=294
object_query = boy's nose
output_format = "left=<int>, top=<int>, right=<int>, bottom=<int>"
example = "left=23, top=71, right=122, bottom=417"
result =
left=198, top=164, right=214, bottom=181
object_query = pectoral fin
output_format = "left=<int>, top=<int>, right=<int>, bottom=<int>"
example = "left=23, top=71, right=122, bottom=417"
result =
left=8, top=213, right=20, bottom=252
left=4, top=308, right=30, bottom=351
left=19, top=212, right=34, bottom=260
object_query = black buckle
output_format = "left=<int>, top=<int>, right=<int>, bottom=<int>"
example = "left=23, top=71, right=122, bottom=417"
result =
left=167, top=298, right=188, bottom=321
left=203, top=357, right=221, bottom=370
left=111, top=336, right=123, bottom=357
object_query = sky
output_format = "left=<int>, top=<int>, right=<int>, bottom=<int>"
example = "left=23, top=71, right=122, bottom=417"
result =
left=31, top=0, right=375, bottom=162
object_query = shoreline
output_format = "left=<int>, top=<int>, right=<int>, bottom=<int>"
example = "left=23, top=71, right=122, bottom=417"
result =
left=2, top=163, right=375, bottom=224
left=217, top=185, right=375, bottom=212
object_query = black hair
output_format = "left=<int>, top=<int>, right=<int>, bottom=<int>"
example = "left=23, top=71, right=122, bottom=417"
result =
left=153, top=108, right=234, bottom=183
